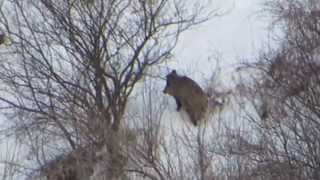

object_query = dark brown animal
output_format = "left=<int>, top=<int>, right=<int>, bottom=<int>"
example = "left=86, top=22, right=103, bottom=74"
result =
left=163, top=70, right=208, bottom=126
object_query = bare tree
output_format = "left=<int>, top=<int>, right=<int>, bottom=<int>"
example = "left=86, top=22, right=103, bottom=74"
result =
left=225, top=0, right=320, bottom=179
left=0, top=0, right=215, bottom=179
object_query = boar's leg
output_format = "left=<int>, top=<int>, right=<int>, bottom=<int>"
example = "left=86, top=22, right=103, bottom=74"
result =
left=174, top=96, right=182, bottom=111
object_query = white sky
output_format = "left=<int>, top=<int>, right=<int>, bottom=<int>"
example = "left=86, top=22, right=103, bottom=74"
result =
left=172, top=0, right=271, bottom=79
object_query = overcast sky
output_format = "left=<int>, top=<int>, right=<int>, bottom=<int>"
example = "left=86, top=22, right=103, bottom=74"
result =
left=171, top=0, right=271, bottom=80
